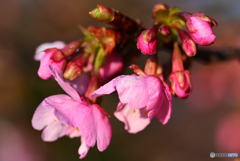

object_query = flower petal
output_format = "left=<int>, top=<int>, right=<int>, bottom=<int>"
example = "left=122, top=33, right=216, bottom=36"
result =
left=114, top=102, right=150, bottom=133
left=73, top=103, right=111, bottom=151
left=68, top=72, right=90, bottom=95
left=41, top=121, right=66, bottom=142
left=156, top=86, right=172, bottom=124
left=31, top=101, right=56, bottom=130
left=93, top=104, right=111, bottom=151
left=50, top=67, right=82, bottom=102
left=73, top=103, right=97, bottom=148
left=92, top=75, right=150, bottom=109
left=44, top=94, right=79, bottom=128
left=145, top=76, right=164, bottom=119
left=78, top=137, right=90, bottom=159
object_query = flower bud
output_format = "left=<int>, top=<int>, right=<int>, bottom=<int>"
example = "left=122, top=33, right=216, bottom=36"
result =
left=89, top=5, right=114, bottom=22
left=64, top=62, right=82, bottom=81
left=61, top=40, right=81, bottom=57
left=169, top=70, right=192, bottom=98
left=177, top=29, right=197, bottom=56
left=184, top=12, right=217, bottom=46
left=170, top=42, right=192, bottom=98
left=64, top=52, right=90, bottom=80
left=137, top=27, right=158, bottom=55
left=159, top=25, right=171, bottom=37
left=144, top=54, right=158, bottom=75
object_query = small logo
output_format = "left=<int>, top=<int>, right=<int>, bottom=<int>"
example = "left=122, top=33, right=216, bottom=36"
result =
left=210, top=152, right=238, bottom=158
left=210, top=152, right=215, bottom=158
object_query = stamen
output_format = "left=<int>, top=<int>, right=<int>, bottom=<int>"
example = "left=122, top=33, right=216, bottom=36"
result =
left=132, top=110, right=136, bottom=113
left=143, top=111, right=147, bottom=115
left=54, top=119, right=57, bottom=122
left=66, top=125, right=70, bottom=129
left=75, top=128, right=79, bottom=131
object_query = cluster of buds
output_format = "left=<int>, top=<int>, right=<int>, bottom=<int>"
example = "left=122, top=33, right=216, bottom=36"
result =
left=32, top=3, right=217, bottom=159
left=137, top=4, right=217, bottom=56
left=136, top=3, right=217, bottom=98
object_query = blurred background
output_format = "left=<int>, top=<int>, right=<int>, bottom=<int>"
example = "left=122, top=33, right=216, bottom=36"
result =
left=1, top=0, right=240, bottom=161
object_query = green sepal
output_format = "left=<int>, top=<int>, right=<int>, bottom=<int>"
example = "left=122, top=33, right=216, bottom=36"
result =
left=169, top=7, right=181, bottom=16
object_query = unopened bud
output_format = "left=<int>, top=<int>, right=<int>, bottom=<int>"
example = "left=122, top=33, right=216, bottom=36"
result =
left=169, top=70, right=192, bottom=98
left=144, top=54, right=158, bottom=75
left=64, top=62, right=82, bottom=81
left=177, top=29, right=197, bottom=56
left=178, top=12, right=217, bottom=46
left=61, top=40, right=81, bottom=57
left=159, top=25, right=171, bottom=37
left=89, top=4, right=114, bottom=22
left=63, top=52, right=90, bottom=80
left=172, top=42, right=184, bottom=72
left=137, top=27, right=158, bottom=55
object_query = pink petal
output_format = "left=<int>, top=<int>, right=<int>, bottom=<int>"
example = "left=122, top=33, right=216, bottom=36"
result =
left=68, top=72, right=90, bottom=95
left=91, top=76, right=118, bottom=98
left=44, top=94, right=80, bottom=128
left=92, top=75, right=151, bottom=109
left=73, top=103, right=97, bottom=148
left=93, top=104, right=111, bottom=151
left=155, top=86, right=172, bottom=124
left=145, top=76, right=164, bottom=119
left=73, top=103, right=111, bottom=151
left=78, top=137, right=90, bottom=159
left=99, top=52, right=123, bottom=85
left=31, top=101, right=56, bottom=130
left=189, top=17, right=216, bottom=46
left=114, top=102, right=150, bottom=133
left=50, top=67, right=82, bottom=102
left=41, top=121, right=66, bottom=142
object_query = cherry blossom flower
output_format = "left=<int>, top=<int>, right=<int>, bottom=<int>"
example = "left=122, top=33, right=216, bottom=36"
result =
left=91, top=74, right=172, bottom=133
left=32, top=67, right=111, bottom=159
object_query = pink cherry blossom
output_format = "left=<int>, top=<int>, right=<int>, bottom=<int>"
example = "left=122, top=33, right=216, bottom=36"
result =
left=32, top=67, right=111, bottom=159
left=187, top=14, right=216, bottom=46
left=91, top=74, right=172, bottom=133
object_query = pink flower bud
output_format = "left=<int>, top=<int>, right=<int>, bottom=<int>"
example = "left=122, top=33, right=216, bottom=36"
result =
left=137, top=27, right=158, bottom=55
left=186, top=12, right=217, bottom=46
left=177, top=29, right=197, bottom=56
left=64, top=62, right=82, bottom=81
left=159, top=25, right=171, bottom=37
left=169, top=70, right=192, bottom=98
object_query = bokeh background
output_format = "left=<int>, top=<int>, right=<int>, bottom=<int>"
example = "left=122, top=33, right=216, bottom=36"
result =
left=1, top=0, right=240, bottom=161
